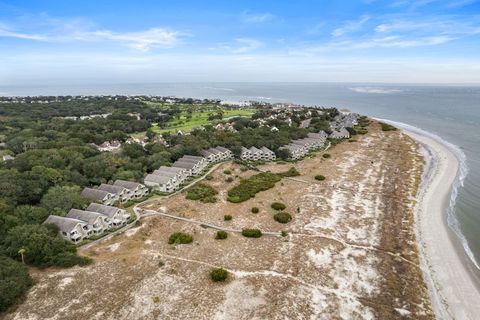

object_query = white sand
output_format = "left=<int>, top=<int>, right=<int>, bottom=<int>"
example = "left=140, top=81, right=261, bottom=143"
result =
left=407, top=130, right=480, bottom=320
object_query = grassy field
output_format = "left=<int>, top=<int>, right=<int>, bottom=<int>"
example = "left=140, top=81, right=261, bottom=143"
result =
left=151, top=109, right=254, bottom=134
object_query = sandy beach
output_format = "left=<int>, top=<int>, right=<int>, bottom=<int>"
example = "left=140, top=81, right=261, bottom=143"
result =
left=406, top=130, right=480, bottom=320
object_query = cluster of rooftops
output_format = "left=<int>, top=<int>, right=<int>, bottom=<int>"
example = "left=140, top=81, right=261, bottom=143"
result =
left=43, top=113, right=358, bottom=243
left=43, top=180, right=148, bottom=243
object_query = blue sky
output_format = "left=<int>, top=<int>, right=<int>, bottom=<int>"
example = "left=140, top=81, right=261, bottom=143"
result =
left=0, top=0, right=479, bottom=85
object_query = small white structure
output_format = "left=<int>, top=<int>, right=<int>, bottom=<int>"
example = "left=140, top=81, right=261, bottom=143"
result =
left=43, top=215, right=89, bottom=243
left=81, top=188, right=117, bottom=206
left=144, top=174, right=176, bottom=192
left=240, top=147, right=252, bottom=161
left=260, top=147, right=276, bottom=161
left=249, top=147, right=263, bottom=161
left=113, top=180, right=148, bottom=199
left=98, top=184, right=130, bottom=202
left=66, top=209, right=111, bottom=234
left=329, top=128, right=350, bottom=139
left=87, top=203, right=130, bottom=226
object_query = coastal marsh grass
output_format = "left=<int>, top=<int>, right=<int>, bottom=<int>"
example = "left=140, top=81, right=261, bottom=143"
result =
left=185, top=183, right=218, bottom=203
left=227, top=167, right=299, bottom=203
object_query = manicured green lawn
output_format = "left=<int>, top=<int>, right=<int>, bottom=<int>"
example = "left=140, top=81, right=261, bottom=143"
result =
left=151, top=109, right=254, bottom=134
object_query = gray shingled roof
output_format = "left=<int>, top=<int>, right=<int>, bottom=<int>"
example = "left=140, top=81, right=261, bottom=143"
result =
left=177, top=157, right=202, bottom=164
left=66, top=209, right=106, bottom=225
left=172, top=161, right=196, bottom=169
left=216, top=146, right=230, bottom=153
left=249, top=146, right=262, bottom=153
left=240, top=146, right=251, bottom=154
left=98, top=184, right=126, bottom=195
left=43, top=215, right=85, bottom=233
left=81, top=188, right=111, bottom=200
left=181, top=155, right=204, bottom=161
left=144, top=174, right=174, bottom=184
left=152, top=169, right=178, bottom=177
left=113, top=180, right=143, bottom=191
left=207, top=147, right=222, bottom=155
left=201, top=150, right=214, bottom=157
left=86, top=203, right=121, bottom=218
left=158, top=166, right=185, bottom=173
left=261, top=146, right=274, bottom=154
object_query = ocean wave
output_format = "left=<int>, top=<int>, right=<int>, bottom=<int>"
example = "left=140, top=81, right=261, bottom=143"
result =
left=350, top=87, right=402, bottom=94
left=202, top=86, right=235, bottom=92
left=374, top=118, right=478, bottom=270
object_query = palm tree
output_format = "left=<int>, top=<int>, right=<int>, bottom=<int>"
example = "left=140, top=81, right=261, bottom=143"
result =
left=18, top=248, right=26, bottom=264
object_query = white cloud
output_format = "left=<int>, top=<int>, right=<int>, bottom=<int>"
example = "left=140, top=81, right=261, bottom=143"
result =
left=220, top=38, right=264, bottom=53
left=241, top=12, right=276, bottom=23
left=0, top=20, right=186, bottom=51
left=331, top=15, right=370, bottom=37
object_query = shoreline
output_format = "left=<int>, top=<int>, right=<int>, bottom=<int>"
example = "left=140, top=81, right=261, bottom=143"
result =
left=401, top=128, right=480, bottom=319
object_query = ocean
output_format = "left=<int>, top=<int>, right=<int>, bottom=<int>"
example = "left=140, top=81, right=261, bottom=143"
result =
left=1, top=82, right=479, bottom=276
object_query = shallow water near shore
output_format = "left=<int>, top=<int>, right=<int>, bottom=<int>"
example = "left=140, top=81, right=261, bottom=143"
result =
left=2, top=82, right=480, bottom=277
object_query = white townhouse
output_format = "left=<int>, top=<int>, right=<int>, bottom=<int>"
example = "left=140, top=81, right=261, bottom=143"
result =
left=152, top=169, right=182, bottom=187
left=249, top=147, right=263, bottom=161
left=113, top=180, right=149, bottom=199
left=144, top=174, right=176, bottom=192
left=98, top=184, right=130, bottom=202
left=280, top=144, right=308, bottom=160
left=66, top=209, right=111, bottom=234
left=81, top=187, right=117, bottom=206
left=173, top=157, right=207, bottom=176
left=260, top=146, right=276, bottom=161
left=215, top=146, right=233, bottom=160
left=157, top=166, right=188, bottom=181
left=205, top=148, right=223, bottom=162
left=87, top=203, right=130, bottom=226
left=43, top=215, right=89, bottom=243
left=201, top=149, right=217, bottom=163
left=329, top=128, right=350, bottom=139
left=179, top=155, right=208, bottom=172
left=307, top=131, right=328, bottom=141
left=240, top=147, right=252, bottom=161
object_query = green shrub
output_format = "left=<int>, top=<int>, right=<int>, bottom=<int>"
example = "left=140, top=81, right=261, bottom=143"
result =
left=223, top=169, right=232, bottom=175
left=380, top=122, right=397, bottom=131
left=274, top=212, right=292, bottom=224
left=314, top=175, right=326, bottom=181
left=281, top=231, right=288, bottom=237
left=205, top=174, right=214, bottom=180
left=251, top=207, right=259, bottom=214
left=241, top=228, right=262, bottom=238
left=210, top=268, right=228, bottom=282
left=224, top=215, right=232, bottom=221
left=322, top=153, right=331, bottom=159
left=168, top=232, right=193, bottom=245
left=225, top=177, right=234, bottom=183
left=215, top=231, right=228, bottom=240
left=0, top=256, right=33, bottom=312
left=227, top=172, right=282, bottom=203
left=153, top=296, right=160, bottom=303
left=271, top=202, right=286, bottom=211
left=279, top=167, right=300, bottom=177
left=185, top=183, right=218, bottom=203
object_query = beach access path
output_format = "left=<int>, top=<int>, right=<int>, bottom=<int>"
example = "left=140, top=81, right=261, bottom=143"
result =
left=407, top=130, right=480, bottom=320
